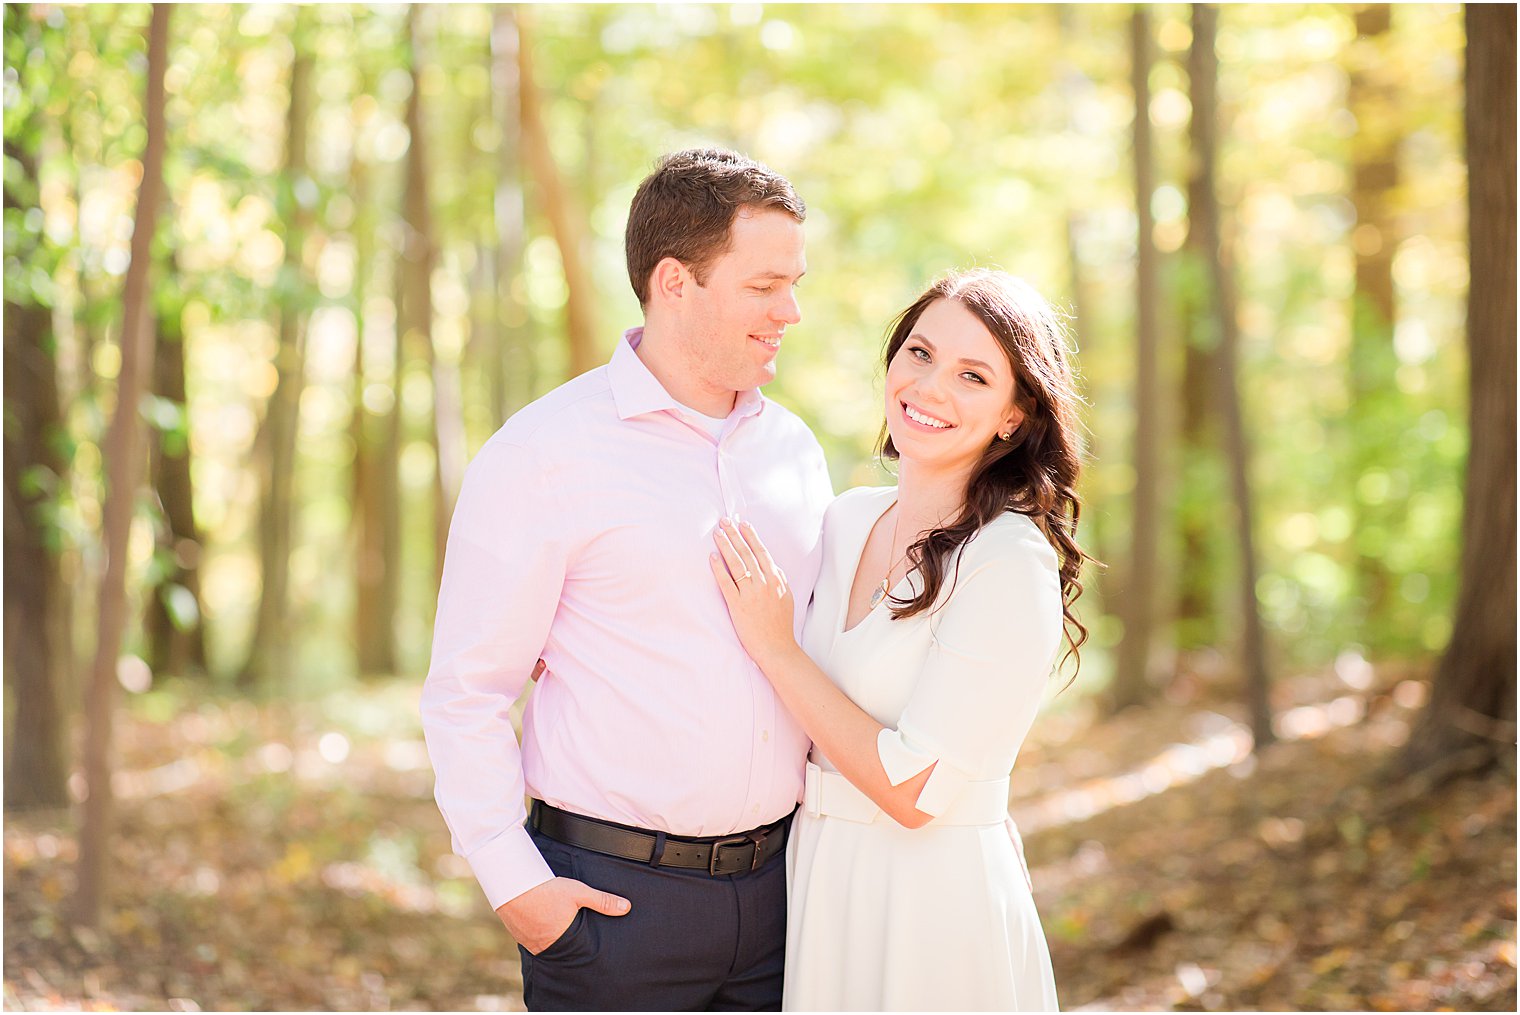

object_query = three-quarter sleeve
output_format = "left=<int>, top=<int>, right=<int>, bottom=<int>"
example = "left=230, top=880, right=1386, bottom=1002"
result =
left=875, top=518, right=1064, bottom=818
left=420, top=438, right=565, bottom=908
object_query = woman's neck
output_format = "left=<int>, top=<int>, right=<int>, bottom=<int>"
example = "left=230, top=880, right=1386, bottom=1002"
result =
left=893, top=457, right=972, bottom=536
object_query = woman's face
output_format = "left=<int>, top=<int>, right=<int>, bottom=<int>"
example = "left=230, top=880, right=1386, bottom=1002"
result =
left=884, top=297, right=1024, bottom=477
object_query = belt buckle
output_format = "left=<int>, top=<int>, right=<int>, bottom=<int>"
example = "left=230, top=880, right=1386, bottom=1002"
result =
left=707, top=834, right=756, bottom=876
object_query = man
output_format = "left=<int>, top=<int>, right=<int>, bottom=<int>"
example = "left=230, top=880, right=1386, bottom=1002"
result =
left=420, top=148, right=833, bottom=1011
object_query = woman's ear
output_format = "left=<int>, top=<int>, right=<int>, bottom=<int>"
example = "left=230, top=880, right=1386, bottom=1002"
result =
left=1000, top=403, right=1026, bottom=438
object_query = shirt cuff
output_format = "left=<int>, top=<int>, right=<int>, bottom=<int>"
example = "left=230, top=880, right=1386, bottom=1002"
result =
left=876, top=727, right=971, bottom=819
left=467, top=824, right=556, bottom=911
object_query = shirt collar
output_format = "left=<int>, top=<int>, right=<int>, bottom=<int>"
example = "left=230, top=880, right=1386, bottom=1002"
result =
left=609, top=327, right=765, bottom=424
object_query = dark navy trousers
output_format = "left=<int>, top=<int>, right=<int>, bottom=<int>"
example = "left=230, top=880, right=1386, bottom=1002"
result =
left=519, top=821, right=789, bottom=1012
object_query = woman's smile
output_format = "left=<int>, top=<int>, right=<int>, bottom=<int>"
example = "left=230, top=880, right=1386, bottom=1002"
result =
left=900, top=400, right=955, bottom=430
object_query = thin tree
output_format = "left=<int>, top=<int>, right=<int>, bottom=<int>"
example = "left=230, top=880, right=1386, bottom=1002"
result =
left=491, top=3, right=533, bottom=417
left=1399, top=3, right=1517, bottom=778
left=517, top=8, right=598, bottom=378
left=1346, top=3, right=1403, bottom=630
left=399, top=4, right=458, bottom=583
left=349, top=58, right=397, bottom=677
left=74, top=2, right=171, bottom=927
left=145, top=256, right=209, bottom=678
left=3, top=4, right=69, bottom=810
left=240, top=14, right=314, bottom=689
left=1189, top=3, right=1274, bottom=748
left=1111, top=5, right=1164, bottom=711
left=1053, top=5, right=1114, bottom=625
left=1175, top=11, right=1225, bottom=653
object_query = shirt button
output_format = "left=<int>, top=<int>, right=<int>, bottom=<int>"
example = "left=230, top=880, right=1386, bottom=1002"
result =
left=761, top=730, right=770, bottom=742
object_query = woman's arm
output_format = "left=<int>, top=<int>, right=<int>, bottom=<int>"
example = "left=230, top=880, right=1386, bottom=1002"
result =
left=712, top=518, right=937, bottom=828
left=715, top=513, right=1063, bottom=831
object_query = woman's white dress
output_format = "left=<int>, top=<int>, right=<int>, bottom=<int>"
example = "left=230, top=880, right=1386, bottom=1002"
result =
left=784, top=485, right=1062, bottom=1012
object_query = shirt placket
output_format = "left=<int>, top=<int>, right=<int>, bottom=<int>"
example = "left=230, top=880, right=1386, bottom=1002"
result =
left=716, top=421, right=775, bottom=830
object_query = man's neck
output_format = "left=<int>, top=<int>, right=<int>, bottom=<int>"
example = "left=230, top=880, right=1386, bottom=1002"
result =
left=633, top=321, right=738, bottom=418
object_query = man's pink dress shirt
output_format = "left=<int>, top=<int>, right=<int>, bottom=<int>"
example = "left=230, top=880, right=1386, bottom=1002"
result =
left=421, top=329, right=834, bottom=909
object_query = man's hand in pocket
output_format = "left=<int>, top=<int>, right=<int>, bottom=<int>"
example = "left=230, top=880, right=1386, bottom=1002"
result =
left=495, top=876, right=631, bottom=954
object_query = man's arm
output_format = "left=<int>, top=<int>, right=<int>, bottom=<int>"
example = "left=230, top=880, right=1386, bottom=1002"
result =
left=419, top=438, right=628, bottom=951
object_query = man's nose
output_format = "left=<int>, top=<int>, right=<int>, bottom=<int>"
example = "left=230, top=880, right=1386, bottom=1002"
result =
left=772, top=288, right=801, bottom=326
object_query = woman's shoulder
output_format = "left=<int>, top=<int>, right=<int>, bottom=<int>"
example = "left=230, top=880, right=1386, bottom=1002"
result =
left=960, top=510, right=1060, bottom=576
left=823, top=484, right=896, bottom=528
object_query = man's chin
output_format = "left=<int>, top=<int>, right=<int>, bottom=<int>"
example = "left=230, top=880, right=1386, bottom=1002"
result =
left=725, top=365, right=777, bottom=393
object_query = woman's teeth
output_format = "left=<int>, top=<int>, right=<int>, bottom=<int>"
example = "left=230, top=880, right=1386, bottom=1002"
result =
left=903, top=403, right=952, bottom=429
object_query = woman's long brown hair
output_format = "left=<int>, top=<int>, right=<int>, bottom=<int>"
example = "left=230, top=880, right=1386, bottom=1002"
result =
left=880, top=269, right=1095, bottom=678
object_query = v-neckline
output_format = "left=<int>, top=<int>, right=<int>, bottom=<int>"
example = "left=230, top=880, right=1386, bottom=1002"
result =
left=839, top=492, right=913, bottom=636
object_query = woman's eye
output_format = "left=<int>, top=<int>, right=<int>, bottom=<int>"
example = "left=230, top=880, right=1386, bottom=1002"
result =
left=962, top=372, right=986, bottom=384
left=909, top=346, right=930, bottom=361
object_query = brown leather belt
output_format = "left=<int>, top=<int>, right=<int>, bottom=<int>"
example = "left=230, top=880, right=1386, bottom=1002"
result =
left=530, top=799, right=792, bottom=876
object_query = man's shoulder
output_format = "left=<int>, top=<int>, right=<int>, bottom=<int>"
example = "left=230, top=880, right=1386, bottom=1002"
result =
left=754, top=393, right=825, bottom=451
left=492, top=367, right=614, bottom=450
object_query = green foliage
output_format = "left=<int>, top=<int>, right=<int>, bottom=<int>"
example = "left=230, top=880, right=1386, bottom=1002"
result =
left=7, top=3, right=1472, bottom=687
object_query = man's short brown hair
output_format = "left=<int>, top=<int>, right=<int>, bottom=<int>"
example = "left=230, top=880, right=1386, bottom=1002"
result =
left=625, top=148, right=806, bottom=308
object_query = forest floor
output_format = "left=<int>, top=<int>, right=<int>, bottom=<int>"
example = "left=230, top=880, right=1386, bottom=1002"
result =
left=4, top=662, right=1515, bottom=1012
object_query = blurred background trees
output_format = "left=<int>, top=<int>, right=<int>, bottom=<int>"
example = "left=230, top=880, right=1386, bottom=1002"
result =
left=2, top=0, right=1513, bottom=942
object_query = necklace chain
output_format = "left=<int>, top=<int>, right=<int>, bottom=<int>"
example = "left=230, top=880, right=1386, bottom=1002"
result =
left=869, top=504, right=915, bottom=610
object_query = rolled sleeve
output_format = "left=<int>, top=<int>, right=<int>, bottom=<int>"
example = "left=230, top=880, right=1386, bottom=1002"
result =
left=876, top=727, right=974, bottom=818
left=877, top=520, right=1063, bottom=818
left=420, top=438, right=565, bottom=909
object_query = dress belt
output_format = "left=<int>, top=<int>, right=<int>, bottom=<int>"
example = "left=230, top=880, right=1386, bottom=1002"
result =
left=803, top=761, right=1011, bottom=826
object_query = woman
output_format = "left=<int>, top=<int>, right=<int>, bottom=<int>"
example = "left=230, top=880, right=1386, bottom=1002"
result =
left=709, top=269, right=1089, bottom=1011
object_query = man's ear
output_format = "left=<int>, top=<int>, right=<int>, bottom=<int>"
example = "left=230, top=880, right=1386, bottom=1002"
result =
left=651, top=256, right=687, bottom=306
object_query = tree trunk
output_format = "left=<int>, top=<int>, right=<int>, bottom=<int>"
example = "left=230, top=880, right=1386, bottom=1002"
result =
left=145, top=263, right=208, bottom=678
left=3, top=34, right=69, bottom=809
left=1176, top=7, right=1224, bottom=652
left=240, top=20, right=313, bottom=689
left=1063, top=214, right=1117, bottom=625
left=1111, top=6, right=1164, bottom=712
left=400, top=4, right=456, bottom=586
left=1189, top=3, right=1274, bottom=749
left=74, top=2, right=170, bottom=927
left=1051, top=6, right=1114, bottom=625
left=349, top=86, right=396, bottom=678
left=1346, top=3, right=1403, bottom=632
left=491, top=4, right=533, bottom=417
left=517, top=9, right=598, bottom=379
left=1399, top=3, right=1517, bottom=777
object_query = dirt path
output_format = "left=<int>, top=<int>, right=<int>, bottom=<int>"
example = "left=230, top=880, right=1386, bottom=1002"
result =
left=4, top=675, right=1514, bottom=1011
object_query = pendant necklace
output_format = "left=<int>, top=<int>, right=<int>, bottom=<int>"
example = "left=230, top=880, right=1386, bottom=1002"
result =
left=869, top=504, right=913, bottom=610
